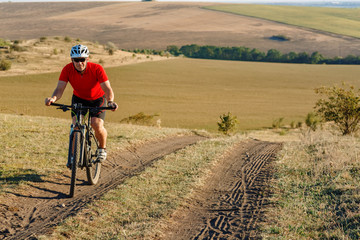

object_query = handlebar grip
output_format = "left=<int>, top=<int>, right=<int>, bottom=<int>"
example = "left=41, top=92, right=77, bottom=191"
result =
left=50, top=103, right=63, bottom=106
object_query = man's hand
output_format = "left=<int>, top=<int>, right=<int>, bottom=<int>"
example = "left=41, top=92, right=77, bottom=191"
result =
left=107, top=101, right=118, bottom=111
left=45, top=97, right=56, bottom=106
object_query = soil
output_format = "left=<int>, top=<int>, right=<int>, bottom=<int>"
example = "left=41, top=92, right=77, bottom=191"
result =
left=0, top=135, right=206, bottom=239
left=0, top=2, right=291, bottom=238
left=163, top=139, right=283, bottom=239
left=1, top=1, right=360, bottom=60
left=0, top=136, right=282, bottom=240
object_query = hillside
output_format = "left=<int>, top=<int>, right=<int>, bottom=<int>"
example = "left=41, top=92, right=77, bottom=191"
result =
left=1, top=3, right=360, bottom=239
left=0, top=37, right=168, bottom=77
left=1, top=2, right=360, bottom=57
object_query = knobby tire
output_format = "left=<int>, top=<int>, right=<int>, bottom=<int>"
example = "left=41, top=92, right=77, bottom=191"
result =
left=69, top=131, right=82, bottom=198
left=86, top=130, right=101, bottom=185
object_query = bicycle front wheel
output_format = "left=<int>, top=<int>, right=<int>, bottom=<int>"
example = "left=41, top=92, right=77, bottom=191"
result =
left=85, top=130, right=101, bottom=185
left=69, top=131, right=82, bottom=197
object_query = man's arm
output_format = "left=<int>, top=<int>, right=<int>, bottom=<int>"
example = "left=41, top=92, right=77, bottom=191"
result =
left=45, top=80, right=67, bottom=106
left=100, top=80, right=118, bottom=111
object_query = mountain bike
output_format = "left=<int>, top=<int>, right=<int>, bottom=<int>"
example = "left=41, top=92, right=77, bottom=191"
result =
left=51, top=102, right=114, bottom=197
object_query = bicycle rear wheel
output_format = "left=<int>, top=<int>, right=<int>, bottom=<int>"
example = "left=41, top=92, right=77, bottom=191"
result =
left=69, top=131, right=82, bottom=197
left=85, top=130, right=101, bottom=185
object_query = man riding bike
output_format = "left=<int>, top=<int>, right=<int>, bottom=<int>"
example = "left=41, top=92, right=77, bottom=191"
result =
left=45, top=44, right=118, bottom=166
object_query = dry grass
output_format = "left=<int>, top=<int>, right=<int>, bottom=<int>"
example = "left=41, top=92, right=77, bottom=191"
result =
left=46, top=135, right=244, bottom=239
left=0, top=36, right=167, bottom=77
left=2, top=57, right=360, bottom=132
left=0, top=113, right=193, bottom=192
left=262, top=127, right=360, bottom=239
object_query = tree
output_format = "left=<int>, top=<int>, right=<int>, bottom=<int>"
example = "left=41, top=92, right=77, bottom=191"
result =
left=310, top=51, right=324, bottom=64
left=179, top=44, right=200, bottom=58
left=218, top=112, right=238, bottom=135
left=315, top=83, right=360, bottom=135
left=265, top=49, right=282, bottom=62
left=166, top=45, right=180, bottom=56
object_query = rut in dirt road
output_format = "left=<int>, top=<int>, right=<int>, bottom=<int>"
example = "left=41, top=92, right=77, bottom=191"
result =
left=165, top=140, right=282, bottom=240
left=0, top=135, right=205, bottom=240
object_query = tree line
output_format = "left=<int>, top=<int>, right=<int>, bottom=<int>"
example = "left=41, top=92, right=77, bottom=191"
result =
left=165, top=44, right=360, bottom=65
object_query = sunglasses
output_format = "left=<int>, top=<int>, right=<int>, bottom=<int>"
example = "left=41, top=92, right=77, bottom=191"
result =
left=73, top=58, right=86, bottom=63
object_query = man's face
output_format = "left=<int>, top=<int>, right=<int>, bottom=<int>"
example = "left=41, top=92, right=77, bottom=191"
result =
left=72, top=57, right=88, bottom=72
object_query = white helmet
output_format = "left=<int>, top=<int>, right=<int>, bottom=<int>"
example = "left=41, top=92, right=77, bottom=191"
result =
left=70, top=44, right=89, bottom=58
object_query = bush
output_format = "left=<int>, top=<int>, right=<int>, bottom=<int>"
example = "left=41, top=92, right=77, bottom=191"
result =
left=64, top=36, right=71, bottom=42
left=0, top=59, right=11, bottom=71
left=305, top=112, right=320, bottom=131
left=120, top=112, right=159, bottom=126
left=105, top=42, right=117, bottom=55
left=272, top=117, right=284, bottom=129
left=315, top=83, right=360, bottom=135
left=217, top=112, right=238, bottom=135
left=0, top=38, right=11, bottom=48
left=10, top=44, right=26, bottom=52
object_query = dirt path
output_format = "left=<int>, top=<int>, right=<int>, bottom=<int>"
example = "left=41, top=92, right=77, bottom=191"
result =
left=1, top=137, right=282, bottom=239
left=0, top=135, right=205, bottom=240
left=163, top=139, right=282, bottom=239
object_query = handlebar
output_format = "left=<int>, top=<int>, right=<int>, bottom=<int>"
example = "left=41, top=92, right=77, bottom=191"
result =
left=50, top=102, right=115, bottom=112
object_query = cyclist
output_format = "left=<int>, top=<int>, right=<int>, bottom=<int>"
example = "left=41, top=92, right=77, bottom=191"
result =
left=45, top=44, right=118, bottom=165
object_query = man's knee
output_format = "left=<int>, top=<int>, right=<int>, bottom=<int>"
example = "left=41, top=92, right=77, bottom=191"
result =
left=91, top=118, right=105, bottom=131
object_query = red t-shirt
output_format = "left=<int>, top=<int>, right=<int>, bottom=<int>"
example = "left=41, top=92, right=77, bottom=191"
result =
left=59, top=62, right=108, bottom=100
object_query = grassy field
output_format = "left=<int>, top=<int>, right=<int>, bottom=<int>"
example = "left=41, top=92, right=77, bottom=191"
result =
left=205, top=4, right=360, bottom=38
left=263, top=129, right=360, bottom=239
left=1, top=113, right=359, bottom=239
left=2, top=55, right=360, bottom=238
left=1, top=58, right=360, bottom=131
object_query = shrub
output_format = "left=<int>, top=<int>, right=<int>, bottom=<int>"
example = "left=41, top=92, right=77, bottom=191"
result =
left=10, top=44, right=26, bottom=52
left=305, top=112, right=320, bottom=131
left=105, top=42, right=117, bottom=55
left=272, top=117, right=284, bottom=129
left=120, top=112, right=159, bottom=126
left=315, top=83, right=360, bottom=135
left=0, top=59, right=11, bottom=71
left=217, top=112, right=238, bottom=135
left=0, top=38, right=11, bottom=47
left=40, top=36, right=47, bottom=42
left=64, top=36, right=71, bottom=42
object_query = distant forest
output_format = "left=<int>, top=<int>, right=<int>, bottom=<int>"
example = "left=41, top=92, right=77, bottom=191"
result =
left=132, top=44, right=360, bottom=65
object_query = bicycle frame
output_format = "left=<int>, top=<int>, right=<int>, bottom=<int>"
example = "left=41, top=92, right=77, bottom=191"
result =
left=51, top=102, right=114, bottom=197
left=69, top=103, right=91, bottom=169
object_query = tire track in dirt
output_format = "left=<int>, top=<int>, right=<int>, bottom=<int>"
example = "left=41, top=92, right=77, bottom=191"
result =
left=0, top=135, right=206, bottom=240
left=164, top=139, right=282, bottom=240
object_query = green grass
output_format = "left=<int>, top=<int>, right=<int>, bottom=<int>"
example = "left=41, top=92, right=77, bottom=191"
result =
left=262, top=129, right=360, bottom=239
left=1, top=58, right=360, bottom=131
left=205, top=4, right=360, bottom=38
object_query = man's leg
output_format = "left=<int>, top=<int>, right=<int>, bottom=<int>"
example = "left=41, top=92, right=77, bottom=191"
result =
left=91, top=117, right=107, bottom=149
left=91, top=117, right=107, bottom=162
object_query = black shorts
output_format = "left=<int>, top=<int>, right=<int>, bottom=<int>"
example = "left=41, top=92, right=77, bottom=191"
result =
left=71, top=94, right=107, bottom=120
